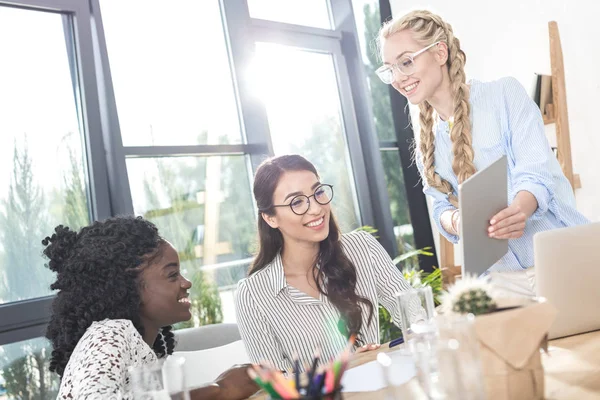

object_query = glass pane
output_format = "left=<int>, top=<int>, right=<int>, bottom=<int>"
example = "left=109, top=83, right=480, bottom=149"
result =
left=126, top=156, right=256, bottom=324
left=248, top=0, right=332, bottom=29
left=380, top=150, right=414, bottom=252
left=0, top=7, right=91, bottom=304
left=351, top=0, right=396, bottom=141
left=0, top=337, right=60, bottom=399
left=100, top=0, right=242, bottom=146
left=251, top=43, right=360, bottom=232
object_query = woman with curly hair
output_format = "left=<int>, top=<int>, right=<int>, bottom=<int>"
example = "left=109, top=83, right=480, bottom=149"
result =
left=234, top=155, right=413, bottom=372
left=42, top=216, right=257, bottom=399
left=376, top=10, right=588, bottom=274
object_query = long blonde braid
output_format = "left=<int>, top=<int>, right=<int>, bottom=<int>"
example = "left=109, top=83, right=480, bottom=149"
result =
left=419, top=101, right=454, bottom=200
left=378, top=10, right=476, bottom=207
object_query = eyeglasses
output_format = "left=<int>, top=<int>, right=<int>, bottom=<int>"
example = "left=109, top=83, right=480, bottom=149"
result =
left=272, top=184, right=334, bottom=216
left=376, top=41, right=441, bottom=84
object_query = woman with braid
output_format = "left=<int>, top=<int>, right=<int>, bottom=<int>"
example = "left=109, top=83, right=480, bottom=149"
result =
left=377, top=10, right=588, bottom=274
left=43, top=216, right=257, bottom=399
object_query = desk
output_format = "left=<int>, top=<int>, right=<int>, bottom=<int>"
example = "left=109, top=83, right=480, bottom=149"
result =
left=543, top=330, right=600, bottom=399
left=252, top=330, right=600, bottom=399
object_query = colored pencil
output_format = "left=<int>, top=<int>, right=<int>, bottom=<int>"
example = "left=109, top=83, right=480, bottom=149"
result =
left=247, top=336, right=359, bottom=398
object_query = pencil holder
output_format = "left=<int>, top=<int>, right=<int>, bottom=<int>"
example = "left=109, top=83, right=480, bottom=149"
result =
left=268, top=387, right=343, bottom=400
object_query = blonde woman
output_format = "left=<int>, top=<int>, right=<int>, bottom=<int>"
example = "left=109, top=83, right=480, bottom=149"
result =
left=377, top=10, right=588, bottom=274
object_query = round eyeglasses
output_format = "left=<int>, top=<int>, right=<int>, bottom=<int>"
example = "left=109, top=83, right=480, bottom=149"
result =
left=376, top=41, right=441, bottom=84
left=272, top=184, right=334, bottom=216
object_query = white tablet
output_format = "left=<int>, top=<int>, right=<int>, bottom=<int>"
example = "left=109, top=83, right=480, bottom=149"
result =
left=458, top=155, right=509, bottom=276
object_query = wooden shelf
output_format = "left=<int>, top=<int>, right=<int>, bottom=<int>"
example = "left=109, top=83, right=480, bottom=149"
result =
left=574, top=174, right=581, bottom=189
left=549, top=21, right=581, bottom=192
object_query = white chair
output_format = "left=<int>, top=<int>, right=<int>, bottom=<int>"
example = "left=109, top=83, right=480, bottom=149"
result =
left=173, top=323, right=250, bottom=389
left=174, top=323, right=241, bottom=351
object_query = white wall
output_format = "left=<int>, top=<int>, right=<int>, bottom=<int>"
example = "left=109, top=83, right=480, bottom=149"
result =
left=390, top=0, right=600, bottom=223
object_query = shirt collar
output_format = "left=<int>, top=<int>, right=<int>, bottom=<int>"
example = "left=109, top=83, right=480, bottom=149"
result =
left=266, top=252, right=325, bottom=299
left=269, top=252, right=287, bottom=298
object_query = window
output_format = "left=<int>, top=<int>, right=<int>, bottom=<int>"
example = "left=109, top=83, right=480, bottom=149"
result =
left=248, top=0, right=333, bottom=29
left=0, top=0, right=107, bottom=395
left=127, top=155, right=255, bottom=322
left=99, top=0, right=259, bottom=325
left=100, top=0, right=243, bottom=146
left=1, top=0, right=434, bottom=374
left=351, top=0, right=416, bottom=250
left=97, top=0, right=382, bottom=326
left=251, top=43, right=361, bottom=231
left=380, top=151, right=414, bottom=248
left=0, top=337, right=59, bottom=399
left=0, top=6, right=91, bottom=304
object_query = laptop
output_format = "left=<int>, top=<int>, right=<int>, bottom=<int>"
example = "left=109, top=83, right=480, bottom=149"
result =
left=534, top=222, right=600, bottom=339
left=458, top=156, right=509, bottom=276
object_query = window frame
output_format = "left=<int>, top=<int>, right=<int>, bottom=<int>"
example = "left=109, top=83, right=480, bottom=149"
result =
left=0, top=0, right=113, bottom=345
left=0, top=0, right=436, bottom=350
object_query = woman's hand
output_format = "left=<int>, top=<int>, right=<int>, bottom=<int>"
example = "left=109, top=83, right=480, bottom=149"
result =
left=489, top=203, right=527, bottom=239
left=489, top=191, right=538, bottom=240
left=214, top=364, right=259, bottom=400
left=355, top=343, right=381, bottom=353
left=441, top=209, right=460, bottom=236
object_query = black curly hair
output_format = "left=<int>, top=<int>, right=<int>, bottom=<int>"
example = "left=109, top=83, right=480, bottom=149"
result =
left=41, top=216, right=176, bottom=377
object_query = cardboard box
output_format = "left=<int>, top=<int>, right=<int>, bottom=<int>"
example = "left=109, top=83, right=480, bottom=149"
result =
left=474, top=299, right=557, bottom=400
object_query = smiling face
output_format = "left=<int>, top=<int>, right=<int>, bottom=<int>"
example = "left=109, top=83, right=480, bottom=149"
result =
left=138, top=241, right=192, bottom=330
left=261, top=170, right=331, bottom=248
left=381, top=29, right=448, bottom=105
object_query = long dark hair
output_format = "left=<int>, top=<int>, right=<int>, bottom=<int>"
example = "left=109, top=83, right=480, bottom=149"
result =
left=251, top=155, right=374, bottom=343
left=41, top=216, right=175, bottom=377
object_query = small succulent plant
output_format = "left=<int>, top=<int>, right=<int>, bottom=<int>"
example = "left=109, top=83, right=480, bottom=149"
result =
left=451, top=287, right=497, bottom=316
left=441, top=274, right=497, bottom=316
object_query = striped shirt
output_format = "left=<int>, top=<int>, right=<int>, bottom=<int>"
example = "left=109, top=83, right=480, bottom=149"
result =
left=234, top=230, right=412, bottom=372
left=416, top=77, right=589, bottom=272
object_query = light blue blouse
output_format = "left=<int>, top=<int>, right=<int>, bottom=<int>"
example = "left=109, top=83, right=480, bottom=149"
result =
left=416, top=77, right=589, bottom=272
